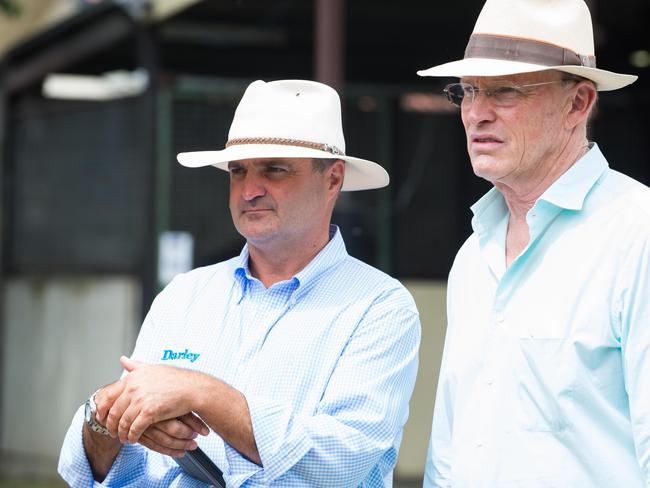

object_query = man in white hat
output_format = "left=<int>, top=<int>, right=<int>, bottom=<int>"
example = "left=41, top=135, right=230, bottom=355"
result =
left=58, top=79, right=420, bottom=487
left=419, top=0, right=650, bottom=486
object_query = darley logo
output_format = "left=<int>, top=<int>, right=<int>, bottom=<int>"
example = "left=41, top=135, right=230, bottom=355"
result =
left=161, top=348, right=201, bottom=363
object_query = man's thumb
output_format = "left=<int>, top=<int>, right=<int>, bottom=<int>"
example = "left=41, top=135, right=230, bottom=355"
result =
left=120, top=355, right=142, bottom=372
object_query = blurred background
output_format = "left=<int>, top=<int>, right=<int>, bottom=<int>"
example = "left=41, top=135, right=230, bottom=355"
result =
left=0, top=0, right=647, bottom=486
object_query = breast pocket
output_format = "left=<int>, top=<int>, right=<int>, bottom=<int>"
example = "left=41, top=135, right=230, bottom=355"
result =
left=514, top=338, right=575, bottom=432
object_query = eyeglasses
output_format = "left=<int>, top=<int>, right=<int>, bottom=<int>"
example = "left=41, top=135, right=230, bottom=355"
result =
left=443, top=80, right=574, bottom=108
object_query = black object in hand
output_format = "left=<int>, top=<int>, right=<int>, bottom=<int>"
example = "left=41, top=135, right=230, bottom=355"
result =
left=174, top=446, right=226, bottom=487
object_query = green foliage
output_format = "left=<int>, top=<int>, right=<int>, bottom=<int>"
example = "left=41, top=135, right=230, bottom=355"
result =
left=0, top=0, right=21, bottom=18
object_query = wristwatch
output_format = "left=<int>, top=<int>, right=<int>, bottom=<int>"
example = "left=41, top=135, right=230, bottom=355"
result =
left=84, top=390, right=111, bottom=436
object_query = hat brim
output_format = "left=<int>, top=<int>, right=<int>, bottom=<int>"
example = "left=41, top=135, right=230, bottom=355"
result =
left=417, top=58, right=637, bottom=91
left=177, top=144, right=389, bottom=192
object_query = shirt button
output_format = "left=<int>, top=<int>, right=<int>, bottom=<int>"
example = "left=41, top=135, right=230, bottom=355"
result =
left=476, top=443, right=483, bottom=448
left=496, top=314, right=505, bottom=324
left=486, top=380, right=493, bottom=386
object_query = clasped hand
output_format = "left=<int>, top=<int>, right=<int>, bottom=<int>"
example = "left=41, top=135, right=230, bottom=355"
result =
left=94, top=356, right=209, bottom=456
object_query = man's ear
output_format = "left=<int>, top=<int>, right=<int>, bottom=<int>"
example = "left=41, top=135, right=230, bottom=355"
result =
left=566, top=81, right=597, bottom=129
left=328, top=159, right=345, bottom=193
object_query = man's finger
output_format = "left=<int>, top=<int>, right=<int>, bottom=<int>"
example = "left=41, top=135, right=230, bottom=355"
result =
left=105, top=391, right=132, bottom=437
left=117, top=402, right=141, bottom=443
left=120, top=355, right=144, bottom=372
left=176, top=412, right=210, bottom=436
left=143, top=424, right=198, bottom=450
left=127, top=408, right=155, bottom=444
left=155, top=418, right=197, bottom=440
left=94, top=380, right=126, bottom=424
left=139, top=433, right=189, bottom=458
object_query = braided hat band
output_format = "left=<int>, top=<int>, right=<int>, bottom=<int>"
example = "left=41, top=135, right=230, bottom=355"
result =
left=226, top=137, right=344, bottom=156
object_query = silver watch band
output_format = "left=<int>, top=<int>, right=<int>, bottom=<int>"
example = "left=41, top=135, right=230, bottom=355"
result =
left=85, top=390, right=111, bottom=436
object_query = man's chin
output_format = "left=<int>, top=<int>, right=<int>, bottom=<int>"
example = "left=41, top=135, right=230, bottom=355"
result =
left=470, top=157, right=502, bottom=184
left=240, top=228, right=278, bottom=247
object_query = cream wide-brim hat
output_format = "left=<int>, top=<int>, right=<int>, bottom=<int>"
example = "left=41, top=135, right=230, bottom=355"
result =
left=177, top=79, right=389, bottom=191
left=417, top=0, right=637, bottom=91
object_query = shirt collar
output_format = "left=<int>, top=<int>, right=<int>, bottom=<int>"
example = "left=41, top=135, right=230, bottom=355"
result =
left=233, top=225, right=348, bottom=300
left=471, top=142, right=609, bottom=229
left=470, top=186, right=508, bottom=237
left=537, top=142, right=608, bottom=211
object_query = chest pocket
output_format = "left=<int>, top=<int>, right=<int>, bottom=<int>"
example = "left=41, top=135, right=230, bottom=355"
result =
left=514, top=337, right=575, bottom=432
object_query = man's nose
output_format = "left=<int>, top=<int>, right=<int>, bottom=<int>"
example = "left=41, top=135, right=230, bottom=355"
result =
left=241, top=172, right=266, bottom=201
left=462, top=91, right=496, bottom=126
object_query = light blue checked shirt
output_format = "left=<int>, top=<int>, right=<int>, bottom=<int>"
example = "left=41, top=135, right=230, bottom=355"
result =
left=424, top=144, right=650, bottom=487
left=59, top=226, right=420, bottom=487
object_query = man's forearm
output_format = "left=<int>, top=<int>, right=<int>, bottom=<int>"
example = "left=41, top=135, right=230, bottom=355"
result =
left=96, top=360, right=260, bottom=466
left=82, top=423, right=122, bottom=482
left=192, top=373, right=261, bottom=465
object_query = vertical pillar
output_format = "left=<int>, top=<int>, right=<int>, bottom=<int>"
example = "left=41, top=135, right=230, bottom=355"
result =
left=314, top=0, right=345, bottom=92
left=154, top=83, right=172, bottom=294
left=136, top=25, right=159, bottom=321
left=0, top=67, right=6, bottom=447
left=376, top=97, right=393, bottom=273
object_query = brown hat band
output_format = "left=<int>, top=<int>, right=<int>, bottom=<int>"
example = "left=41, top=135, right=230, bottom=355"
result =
left=465, top=34, right=597, bottom=69
left=226, top=137, right=344, bottom=156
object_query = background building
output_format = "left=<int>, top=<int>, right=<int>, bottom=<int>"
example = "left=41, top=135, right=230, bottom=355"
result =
left=0, top=0, right=648, bottom=484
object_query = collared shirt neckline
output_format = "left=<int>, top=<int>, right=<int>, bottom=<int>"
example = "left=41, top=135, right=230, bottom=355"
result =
left=233, top=225, right=348, bottom=303
left=469, top=143, right=609, bottom=280
left=471, top=143, right=608, bottom=228
left=537, top=142, right=608, bottom=211
left=472, top=142, right=607, bottom=217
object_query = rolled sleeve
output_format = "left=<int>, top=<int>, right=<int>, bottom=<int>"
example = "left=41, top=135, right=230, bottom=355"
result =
left=237, top=396, right=313, bottom=484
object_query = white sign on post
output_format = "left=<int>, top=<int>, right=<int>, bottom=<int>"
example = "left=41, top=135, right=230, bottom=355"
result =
left=158, top=231, right=194, bottom=287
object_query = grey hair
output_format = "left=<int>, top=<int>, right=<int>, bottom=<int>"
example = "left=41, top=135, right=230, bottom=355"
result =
left=312, top=158, right=340, bottom=173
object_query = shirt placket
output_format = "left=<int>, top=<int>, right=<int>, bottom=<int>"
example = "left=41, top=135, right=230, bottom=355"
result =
left=474, top=202, right=565, bottom=458
left=236, top=284, right=294, bottom=390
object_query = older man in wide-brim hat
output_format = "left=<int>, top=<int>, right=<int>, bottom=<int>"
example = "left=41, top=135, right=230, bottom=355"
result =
left=58, top=79, right=421, bottom=487
left=420, top=0, right=650, bottom=487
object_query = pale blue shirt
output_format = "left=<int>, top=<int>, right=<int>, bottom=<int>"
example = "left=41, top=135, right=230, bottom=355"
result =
left=424, top=144, right=650, bottom=487
left=59, top=226, right=420, bottom=487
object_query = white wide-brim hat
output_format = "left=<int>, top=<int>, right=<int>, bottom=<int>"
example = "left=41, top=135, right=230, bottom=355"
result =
left=417, top=0, right=637, bottom=91
left=177, top=79, right=389, bottom=191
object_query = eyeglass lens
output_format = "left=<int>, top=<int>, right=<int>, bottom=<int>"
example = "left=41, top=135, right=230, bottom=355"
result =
left=443, top=80, right=569, bottom=108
